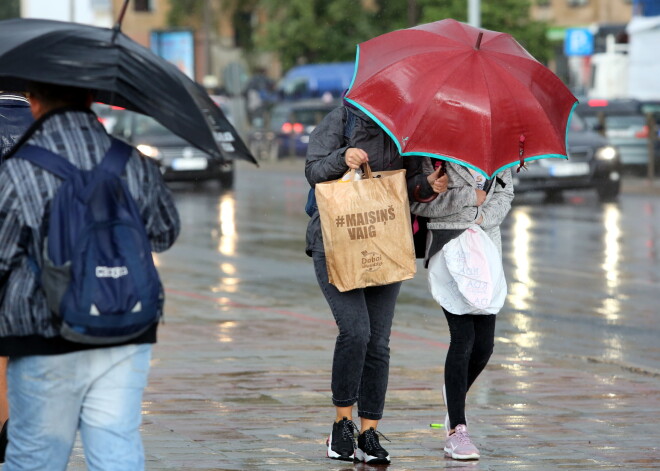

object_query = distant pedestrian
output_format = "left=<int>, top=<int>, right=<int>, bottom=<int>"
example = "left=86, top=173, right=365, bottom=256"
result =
left=0, top=90, right=33, bottom=464
left=305, top=103, right=447, bottom=465
left=0, top=82, right=180, bottom=470
left=410, top=159, right=514, bottom=460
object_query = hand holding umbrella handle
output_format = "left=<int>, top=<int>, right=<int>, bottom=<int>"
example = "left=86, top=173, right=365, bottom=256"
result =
left=414, top=160, right=445, bottom=203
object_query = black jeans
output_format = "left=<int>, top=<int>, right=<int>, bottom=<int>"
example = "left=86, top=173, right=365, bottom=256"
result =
left=444, top=310, right=496, bottom=429
left=313, top=252, right=401, bottom=420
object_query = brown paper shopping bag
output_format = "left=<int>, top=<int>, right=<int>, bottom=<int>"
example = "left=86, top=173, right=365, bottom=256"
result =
left=315, top=164, right=416, bottom=292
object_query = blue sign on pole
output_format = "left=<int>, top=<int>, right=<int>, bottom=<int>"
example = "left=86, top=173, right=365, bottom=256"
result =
left=150, top=30, right=195, bottom=79
left=564, top=28, right=594, bottom=56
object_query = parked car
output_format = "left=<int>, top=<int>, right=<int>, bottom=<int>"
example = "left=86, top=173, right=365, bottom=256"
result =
left=512, top=112, right=622, bottom=202
left=93, top=104, right=235, bottom=188
left=249, top=98, right=339, bottom=160
left=576, top=98, right=659, bottom=168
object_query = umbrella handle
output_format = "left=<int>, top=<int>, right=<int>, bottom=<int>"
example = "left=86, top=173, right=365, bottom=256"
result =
left=413, top=185, right=438, bottom=203
left=413, top=160, right=445, bottom=203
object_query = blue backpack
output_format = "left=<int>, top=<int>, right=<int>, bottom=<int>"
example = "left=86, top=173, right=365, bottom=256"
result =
left=15, top=139, right=163, bottom=345
left=305, top=107, right=356, bottom=217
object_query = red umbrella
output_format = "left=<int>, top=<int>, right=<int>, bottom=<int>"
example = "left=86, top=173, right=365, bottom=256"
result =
left=344, top=19, right=578, bottom=178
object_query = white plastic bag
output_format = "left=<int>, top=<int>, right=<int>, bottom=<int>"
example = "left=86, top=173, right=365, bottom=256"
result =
left=427, top=225, right=507, bottom=314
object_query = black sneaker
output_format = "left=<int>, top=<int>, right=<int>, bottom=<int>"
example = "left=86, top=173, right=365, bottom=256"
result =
left=326, top=417, right=358, bottom=461
left=0, top=419, right=8, bottom=464
left=356, top=427, right=391, bottom=464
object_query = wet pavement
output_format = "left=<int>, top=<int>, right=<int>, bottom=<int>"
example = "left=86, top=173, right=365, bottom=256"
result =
left=58, top=159, right=659, bottom=469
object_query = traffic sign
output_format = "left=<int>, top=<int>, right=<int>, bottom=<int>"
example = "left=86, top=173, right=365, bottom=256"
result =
left=564, top=28, right=594, bottom=56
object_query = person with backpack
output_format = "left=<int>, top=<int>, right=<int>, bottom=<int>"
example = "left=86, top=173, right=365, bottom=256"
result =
left=305, top=102, right=448, bottom=464
left=0, top=81, right=180, bottom=470
left=0, top=90, right=34, bottom=464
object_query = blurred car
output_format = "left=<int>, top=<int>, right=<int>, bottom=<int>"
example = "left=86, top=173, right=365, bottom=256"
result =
left=249, top=98, right=339, bottom=160
left=576, top=98, right=659, bottom=168
left=512, top=112, right=622, bottom=202
left=94, top=104, right=235, bottom=188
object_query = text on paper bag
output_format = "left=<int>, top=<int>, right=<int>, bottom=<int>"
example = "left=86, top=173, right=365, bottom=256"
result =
left=335, top=206, right=397, bottom=240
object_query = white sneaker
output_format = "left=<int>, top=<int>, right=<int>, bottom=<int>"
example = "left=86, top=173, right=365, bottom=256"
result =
left=444, top=424, right=480, bottom=460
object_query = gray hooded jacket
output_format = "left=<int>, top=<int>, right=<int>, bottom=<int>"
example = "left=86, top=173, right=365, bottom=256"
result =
left=410, top=159, right=514, bottom=254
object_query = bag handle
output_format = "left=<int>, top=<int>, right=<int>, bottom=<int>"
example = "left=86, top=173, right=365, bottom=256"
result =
left=348, top=162, right=373, bottom=181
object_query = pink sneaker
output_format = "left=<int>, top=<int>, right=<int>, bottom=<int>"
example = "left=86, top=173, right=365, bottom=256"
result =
left=444, top=424, right=480, bottom=460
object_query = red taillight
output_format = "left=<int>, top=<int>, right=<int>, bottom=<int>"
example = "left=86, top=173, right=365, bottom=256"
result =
left=588, top=99, right=609, bottom=107
left=110, top=105, right=125, bottom=111
left=635, top=125, right=649, bottom=139
left=97, top=117, right=107, bottom=124
left=293, top=122, right=304, bottom=134
left=281, top=122, right=293, bottom=133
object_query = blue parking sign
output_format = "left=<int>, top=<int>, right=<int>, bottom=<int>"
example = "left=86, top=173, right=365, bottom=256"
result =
left=564, top=28, right=594, bottom=56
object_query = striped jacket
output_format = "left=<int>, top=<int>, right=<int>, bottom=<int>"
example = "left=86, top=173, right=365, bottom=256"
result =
left=0, top=109, right=180, bottom=355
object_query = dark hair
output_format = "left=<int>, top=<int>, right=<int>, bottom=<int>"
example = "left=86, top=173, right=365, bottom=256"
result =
left=26, top=82, right=91, bottom=109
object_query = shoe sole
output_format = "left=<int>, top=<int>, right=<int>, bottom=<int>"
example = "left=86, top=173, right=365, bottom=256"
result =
left=444, top=447, right=480, bottom=460
left=326, top=435, right=355, bottom=461
left=356, top=448, right=390, bottom=464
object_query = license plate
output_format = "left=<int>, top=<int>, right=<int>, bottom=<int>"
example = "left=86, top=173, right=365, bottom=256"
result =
left=550, top=162, right=589, bottom=177
left=171, top=157, right=208, bottom=171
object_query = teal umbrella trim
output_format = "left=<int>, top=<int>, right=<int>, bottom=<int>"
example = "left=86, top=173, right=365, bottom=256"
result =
left=347, top=45, right=360, bottom=93
left=344, top=97, right=579, bottom=178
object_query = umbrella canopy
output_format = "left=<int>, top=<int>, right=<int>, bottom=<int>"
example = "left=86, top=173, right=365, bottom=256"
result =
left=344, top=19, right=578, bottom=178
left=0, top=18, right=257, bottom=165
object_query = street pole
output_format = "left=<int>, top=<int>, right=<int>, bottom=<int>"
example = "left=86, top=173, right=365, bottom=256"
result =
left=647, top=112, right=656, bottom=184
left=468, top=0, right=481, bottom=28
left=203, top=0, right=211, bottom=79
left=407, top=0, right=417, bottom=27
left=70, top=0, right=75, bottom=22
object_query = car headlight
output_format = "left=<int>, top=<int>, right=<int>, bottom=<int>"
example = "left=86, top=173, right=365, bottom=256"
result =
left=137, top=144, right=160, bottom=159
left=595, top=145, right=618, bottom=161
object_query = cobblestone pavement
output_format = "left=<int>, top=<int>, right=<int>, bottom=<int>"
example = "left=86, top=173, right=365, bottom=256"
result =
left=35, top=162, right=660, bottom=470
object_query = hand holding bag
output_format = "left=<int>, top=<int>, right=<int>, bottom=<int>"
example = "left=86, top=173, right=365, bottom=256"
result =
left=315, top=163, right=416, bottom=292
left=427, top=225, right=506, bottom=314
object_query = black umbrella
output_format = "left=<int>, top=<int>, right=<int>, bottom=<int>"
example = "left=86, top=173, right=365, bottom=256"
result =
left=0, top=15, right=257, bottom=165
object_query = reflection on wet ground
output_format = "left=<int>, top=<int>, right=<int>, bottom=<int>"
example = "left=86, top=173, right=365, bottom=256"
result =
left=64, top=161, right=660, bottom=470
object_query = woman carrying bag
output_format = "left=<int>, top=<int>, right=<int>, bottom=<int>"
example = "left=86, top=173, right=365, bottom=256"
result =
left=410, top=159, right=514, bottom=461
left=305, top=104, right=447, bottom=465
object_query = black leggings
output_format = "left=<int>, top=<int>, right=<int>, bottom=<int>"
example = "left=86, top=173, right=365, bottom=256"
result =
left=444, top=310, right=496, bottom=430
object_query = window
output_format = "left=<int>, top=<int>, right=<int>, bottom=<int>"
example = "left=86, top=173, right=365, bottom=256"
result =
left=134, top=0, right=152, bottom=12
left=567, top=0, right=588, bottom=6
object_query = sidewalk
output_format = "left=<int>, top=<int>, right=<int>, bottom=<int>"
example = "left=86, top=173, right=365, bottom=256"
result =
left=61, top=285, right=659, bottom=470
left=42, top=159, right=660, bottom=470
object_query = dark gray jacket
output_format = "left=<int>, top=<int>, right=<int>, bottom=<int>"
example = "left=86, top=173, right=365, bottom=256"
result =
left=305, top=106, right=433, bottom=256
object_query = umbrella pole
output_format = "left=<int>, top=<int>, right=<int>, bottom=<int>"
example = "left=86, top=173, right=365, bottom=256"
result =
left=112, top=0, right=130, bottom=40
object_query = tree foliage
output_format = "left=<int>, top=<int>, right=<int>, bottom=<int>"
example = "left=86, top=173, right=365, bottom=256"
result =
left=0, top=0, right=20, bottom=20
left=255, top=0, right=385, bottom=71
left=256, top=0, right=552, bottom=71
left=164, top=0, right=552, bottom=73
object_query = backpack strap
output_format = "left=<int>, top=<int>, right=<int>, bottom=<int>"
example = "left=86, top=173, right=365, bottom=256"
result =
left=98, top=138, right=133, bottom=175
left=13, top=145, right=78, bottom=180
left=14, top=138, right=134, bottom=179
